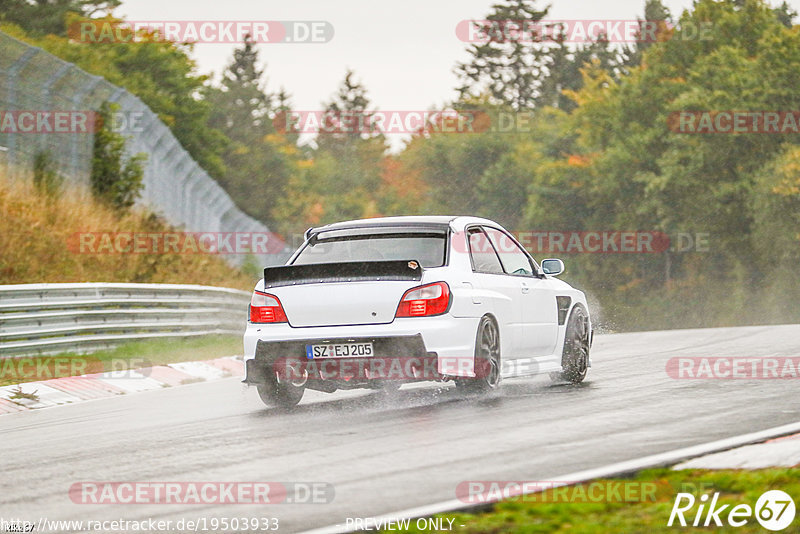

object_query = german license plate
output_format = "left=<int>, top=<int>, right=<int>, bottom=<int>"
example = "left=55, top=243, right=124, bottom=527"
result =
left=306, top=342, right=374, bottom=359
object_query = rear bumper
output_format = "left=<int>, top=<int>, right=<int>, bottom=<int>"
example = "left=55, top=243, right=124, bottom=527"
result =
left=244, top=334, right=442, bottom=389
left=243, top=315, right=480, bottom=378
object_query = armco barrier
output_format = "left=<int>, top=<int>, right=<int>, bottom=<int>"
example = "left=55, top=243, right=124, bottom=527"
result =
left=0, top=283, right=250, bottom=357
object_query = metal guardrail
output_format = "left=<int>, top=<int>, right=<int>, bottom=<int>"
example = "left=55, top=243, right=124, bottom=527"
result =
left=0, top=283, right=250, bottom=357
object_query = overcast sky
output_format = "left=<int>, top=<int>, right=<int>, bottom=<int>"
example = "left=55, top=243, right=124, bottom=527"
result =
left=117, top=0, right=796, bottom=148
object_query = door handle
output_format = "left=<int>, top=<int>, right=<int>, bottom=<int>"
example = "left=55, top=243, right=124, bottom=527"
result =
left=521, top=282, right=530, bottom=294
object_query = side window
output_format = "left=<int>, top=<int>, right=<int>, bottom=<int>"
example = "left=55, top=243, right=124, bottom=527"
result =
left=483, top=227, right=534, bottom=276
left=467, top=228, right=504, bottom=274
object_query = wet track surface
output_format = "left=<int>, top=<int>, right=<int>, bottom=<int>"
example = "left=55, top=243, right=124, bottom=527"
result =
left=2, top=325, right=800, bottom=533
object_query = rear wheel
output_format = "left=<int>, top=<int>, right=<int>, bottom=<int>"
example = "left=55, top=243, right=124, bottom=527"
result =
left=552, top=306, right=590, bottom=384
left=256, top=361, right=307, bottom=408
left=456, top=316, right=501, bottom=393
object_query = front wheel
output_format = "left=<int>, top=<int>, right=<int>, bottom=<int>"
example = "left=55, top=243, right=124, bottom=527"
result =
left=456, top=316, right=501, bottom=393
left=256, top=361, right=307, bottom=408
left=553, top=306, right=590, bottom=384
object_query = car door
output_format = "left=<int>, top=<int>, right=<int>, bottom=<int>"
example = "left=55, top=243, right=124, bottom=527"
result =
left=465, top=226, right=523, bottom=359
left=482, top=226, right=559, bottom=357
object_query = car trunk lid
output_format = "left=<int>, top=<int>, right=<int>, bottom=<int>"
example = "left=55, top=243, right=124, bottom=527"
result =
left=263, top=261, right=423, bottom=327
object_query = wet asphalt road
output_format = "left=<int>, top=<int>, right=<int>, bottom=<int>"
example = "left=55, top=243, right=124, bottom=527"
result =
left=1, top=324, right=799, bottom=533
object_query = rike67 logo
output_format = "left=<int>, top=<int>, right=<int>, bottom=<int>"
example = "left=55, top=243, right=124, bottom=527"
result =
left=668, top=490, right=796, bottom=531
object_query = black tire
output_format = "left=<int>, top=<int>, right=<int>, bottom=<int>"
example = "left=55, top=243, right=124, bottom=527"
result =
left=554, top=306, right=590, bottom=384
left=256, top=361, right=307, bottom=408
left=456, top=316, right=501, bottom=392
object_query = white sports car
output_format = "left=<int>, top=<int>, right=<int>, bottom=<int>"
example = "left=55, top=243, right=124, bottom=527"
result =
left=243, top=216, right=592, bottom=407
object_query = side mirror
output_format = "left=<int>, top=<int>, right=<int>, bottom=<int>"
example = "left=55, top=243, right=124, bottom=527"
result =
left=541, top=258, right=565, bottom=276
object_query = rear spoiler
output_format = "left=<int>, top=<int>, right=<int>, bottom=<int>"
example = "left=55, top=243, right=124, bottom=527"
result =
left=263, top=260, right=423, bottom=289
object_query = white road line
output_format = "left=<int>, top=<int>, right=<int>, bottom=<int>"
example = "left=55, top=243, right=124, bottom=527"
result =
left=301, top=420, right=800, bottom=534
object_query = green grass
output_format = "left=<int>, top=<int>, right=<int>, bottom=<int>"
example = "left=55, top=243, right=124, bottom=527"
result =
left=0, top=335, right=242, bottom=386
left=397, top=468, right=800, bottom=533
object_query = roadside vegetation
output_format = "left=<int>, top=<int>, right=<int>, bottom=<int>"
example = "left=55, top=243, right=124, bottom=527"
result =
left=0, top=170, right=254, bottom=290
left=405, top=468, right=800, bottom=533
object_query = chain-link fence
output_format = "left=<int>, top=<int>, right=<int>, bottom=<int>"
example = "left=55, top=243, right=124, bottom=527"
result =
left=0, top=30, right=290, bottom=266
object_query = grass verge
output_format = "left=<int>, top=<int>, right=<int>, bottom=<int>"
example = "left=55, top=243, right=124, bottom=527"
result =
left=397, top=468, right=800, bottom=533
left=0, top=171, right=257, bottom=289
left=0, top=334, right=242, bottom=386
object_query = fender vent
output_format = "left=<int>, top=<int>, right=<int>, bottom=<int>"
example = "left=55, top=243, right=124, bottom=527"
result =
left=556, top=296, right=572, bottom=325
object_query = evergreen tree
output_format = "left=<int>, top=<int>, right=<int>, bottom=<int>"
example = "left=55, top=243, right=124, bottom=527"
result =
left=211, top=36, right=272, bottom=132
left=772, top=1, right=797, bottom=27
left=535, top=29, right=620, bottom=111
left=455, top=0, right=550, bottom=110
left=207, top=36, right=294, bottom=226
left=620, top=0, right=672, bottom=69
left=275, top=70, right=386, bottom=227
left=316, top=69, right=380, bottom=153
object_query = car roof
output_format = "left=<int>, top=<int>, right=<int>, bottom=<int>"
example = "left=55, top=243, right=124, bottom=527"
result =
left=309, top=215, right=500, bottom=234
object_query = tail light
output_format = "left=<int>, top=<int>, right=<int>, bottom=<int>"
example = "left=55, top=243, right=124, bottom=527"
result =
left=249, top=291, right=288, bottom=323
left=395, top=282, right=450, bottom=318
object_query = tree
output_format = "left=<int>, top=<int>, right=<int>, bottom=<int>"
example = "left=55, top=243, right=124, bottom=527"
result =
left=0, top=0, right=119, bottom=36
left=91, top=101, right=146, bottom=211
left=315, top=69, right=381, bottom=153
left=396, top=103, right=511, bottom=222
left=772, top=1, right=797, bottom=27
left=207, top=36, right=296, bottom=226
left=274, top=70, right=387, bottom=232
left=211, top=35, right=272, bottom=132
left=620, top=0, right=672, bottom=69
left=512, top=0, right=800, bottom=329
left=4, top=18, right=229, bottom=180
left=455, top=0, right=550, bottom=111
left=536, top=30, right=621, bottom=111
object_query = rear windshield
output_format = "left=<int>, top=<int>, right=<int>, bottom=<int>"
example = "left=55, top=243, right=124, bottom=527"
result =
left=292, top=231, right=447, bottom=268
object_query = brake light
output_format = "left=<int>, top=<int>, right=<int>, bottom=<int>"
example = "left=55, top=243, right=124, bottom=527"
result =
left=395, top=282, right=450, bottom=317
left=249, top=291, right=288, bottom=323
